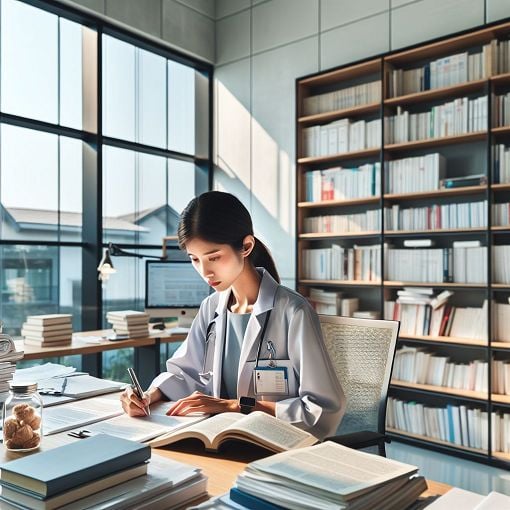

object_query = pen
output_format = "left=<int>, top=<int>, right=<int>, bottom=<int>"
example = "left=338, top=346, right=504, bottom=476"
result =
left=61, top=377, right=68, bottom=395
left=127, top=368, right=150, bottom=416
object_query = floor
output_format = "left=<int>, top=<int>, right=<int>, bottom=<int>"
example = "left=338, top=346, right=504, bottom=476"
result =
left=387, top=441, right=510, bottom=496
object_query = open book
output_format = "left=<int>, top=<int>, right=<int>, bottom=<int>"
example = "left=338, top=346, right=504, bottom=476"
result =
left=148, top=411, right=318, bottom=453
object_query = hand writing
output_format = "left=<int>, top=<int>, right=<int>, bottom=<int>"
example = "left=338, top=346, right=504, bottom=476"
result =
left=120, top=386, right=151, bottom=417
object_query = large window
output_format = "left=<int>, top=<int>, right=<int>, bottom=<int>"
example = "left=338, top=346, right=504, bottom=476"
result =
left=0, top=0, right=212, bottom=376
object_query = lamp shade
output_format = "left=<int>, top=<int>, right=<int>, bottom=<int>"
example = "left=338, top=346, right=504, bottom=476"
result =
left=97, top=249, right=116, bottom=281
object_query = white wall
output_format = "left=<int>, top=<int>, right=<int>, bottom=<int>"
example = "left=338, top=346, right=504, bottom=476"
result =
left=214, top=0, right=510, bottom=288
left=68, top=0, right=215, bottom=62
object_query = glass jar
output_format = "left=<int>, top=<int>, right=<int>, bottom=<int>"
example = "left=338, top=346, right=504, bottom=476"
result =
left=3, top=382, right=43, bottom=452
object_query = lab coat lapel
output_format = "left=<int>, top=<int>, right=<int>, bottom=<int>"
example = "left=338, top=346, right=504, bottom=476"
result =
left=237, top=269, right=279, bottom=397
left=211, top=291, right=229, bottom=398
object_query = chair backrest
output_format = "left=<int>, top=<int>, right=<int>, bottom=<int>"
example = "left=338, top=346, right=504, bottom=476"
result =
left=319, top=315, right=399, bottom=436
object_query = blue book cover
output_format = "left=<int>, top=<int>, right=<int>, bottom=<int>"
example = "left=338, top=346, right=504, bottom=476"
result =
left=447, top=405, right=455, bottom=443
left=230, top=487, right=285, bottom=510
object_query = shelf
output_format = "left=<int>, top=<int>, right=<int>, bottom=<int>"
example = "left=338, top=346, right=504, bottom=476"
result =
left=298, top=279, right=381, bottom=287
left=384, top=281, right=486, bottom=289
left=385, top=80, right=486, bottom=107
left=492, top=126, right=510, bottom=135
left=398, top=333, right=487, bottom=347
left=391, top=380, right=488, bottom=401
left=387, top=428, right=487, bottom=456
left=384, top=186, right=487, bottom=201
left=298, top=102, right=380, bottom=126
left=491, top=72, right=510, bottom=86
left=491, top=341, right=510, bottom=350
left=491, top=183, right=510, bottom=191
left=491, top=284, right=510, bottom=289
left=297, top=196, right=380, bottom=209
left=384, top=132, right=487, bottom=152
left=298, top=148, right=380, bottom=165
left=299, top=59, right=380, bottom=87
left=385, top=227, right=486, bottom=236
left=299, top=231, right=381, bottom=240
left=491, top=226, right=510, bottom=232
left=492, top=394, right=510, bottom=405
left=492, top=451, right=510, bottom=462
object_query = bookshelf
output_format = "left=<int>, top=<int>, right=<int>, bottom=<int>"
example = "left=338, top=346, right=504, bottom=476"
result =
left=296, top=19, right=510, bottom=467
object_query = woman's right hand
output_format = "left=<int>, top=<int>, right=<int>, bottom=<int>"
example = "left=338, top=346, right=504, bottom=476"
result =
left=120, top=386, right=162, bottom=416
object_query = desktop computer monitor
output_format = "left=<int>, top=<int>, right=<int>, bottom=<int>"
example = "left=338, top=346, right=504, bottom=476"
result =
left=145, top=260, right=210, bottom=328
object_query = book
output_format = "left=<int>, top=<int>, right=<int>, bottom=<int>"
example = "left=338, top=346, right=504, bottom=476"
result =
left=148, top=411, right=318, bottom=453
left=0, top=434, right=150, bottom=498
left=230, top=487, right=284, bottom=509
left=403, top=239, right=435, bottom=247
left=24, top=339, right=72, bottom=347
left=21, top=323, right=74, bottom=333
left=26, top=315, right=72, bottom=326
left=0, top=463, right=148, bottom=510
left=440, top=174, right=487, bottom=188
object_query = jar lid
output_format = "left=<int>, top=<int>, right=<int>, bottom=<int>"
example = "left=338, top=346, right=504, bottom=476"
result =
left=8, top=381, right=38, bottom=393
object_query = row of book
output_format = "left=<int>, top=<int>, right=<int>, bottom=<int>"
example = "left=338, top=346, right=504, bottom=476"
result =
left=21, top=314, right=73, bottom=347
left=493, top=302, right=510, bottom=342
left=384, top=200, right=488, bottom=231
left=385, top=97, right=488, bottom=144
left=492, top=358, right=510, bottom=395
left=385, top=297, right=488, bottom=342
left=106, top=310, right=150, bottom=338
left=492, top=245, right=510, bottom=284
left=494, top=143, right=510, bottom=184
left=304, top=163, right=380, bottom=202
left=386, top=243, right=487, bottom=283
left=303, top=210, right=381, bottom=234
left=385, top=153, right=446, bottom=194
left=0, top=434, right=207, bottom=509
left=302, top=245, right=381, bottom=281
left=302, top=80, right=380, bottom=115
left=307, top=288, right=360, bottom=316
left=387, top=47, right=492, bottom=97
left=387, top=397, right=495, bottom=451
left=492, top=202, right=510, bottom=226
left=302, top=118, right=381, bottom=158
left=393, top=346, right=489, bottom=392
left=493, top=92, right=510, bottom=127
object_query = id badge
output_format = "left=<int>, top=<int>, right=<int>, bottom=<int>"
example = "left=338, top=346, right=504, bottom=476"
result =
left=254, top=366, right=289, bottom=395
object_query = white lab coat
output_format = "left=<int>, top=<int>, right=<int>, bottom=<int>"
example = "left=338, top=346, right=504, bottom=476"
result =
left=150, top=268, right=345, bottom=439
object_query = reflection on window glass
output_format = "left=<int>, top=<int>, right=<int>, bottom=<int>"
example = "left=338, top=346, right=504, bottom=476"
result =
left=59, top=17, right=83, bottom=129
left=103, top=35, right=136, bottom=141
left=139, top=49, right=167, bottom=148
left=0, top=245, right=81, bottom=336
left=0, top=125, right=58, bottom=241
left=168, top=61, right=195, bottom=155
left=0, top=125, right=84, bottom=242
left=1, top=0, right=58, bottom=123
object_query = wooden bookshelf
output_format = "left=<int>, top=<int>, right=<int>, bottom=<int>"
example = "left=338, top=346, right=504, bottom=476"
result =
left=493, top=451, right=510, bottom=461
left=385, top=79, right=485, bottom=107
left=384, top=132, right=487, bottom=153
left=296, top=20, right=510, bottom=467
left=398, top=333, right=487, bottom=347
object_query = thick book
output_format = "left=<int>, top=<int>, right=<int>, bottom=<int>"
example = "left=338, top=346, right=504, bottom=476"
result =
left=148, top=411, right=318, bottom=453
left=26, top=315, right=72, bottom=326
left=0, top=463, right=148, bottom=510
left=0, top=434, right=150, bottom=498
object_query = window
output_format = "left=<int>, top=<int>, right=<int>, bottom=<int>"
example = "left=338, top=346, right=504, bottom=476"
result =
left=0, top=1, right=212, bottom=379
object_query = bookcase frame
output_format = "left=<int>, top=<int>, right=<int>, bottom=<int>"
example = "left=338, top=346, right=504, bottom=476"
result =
left=295, top=18, right=510, bottom=468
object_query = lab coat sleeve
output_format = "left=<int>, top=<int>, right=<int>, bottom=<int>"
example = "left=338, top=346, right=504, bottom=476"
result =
left=149, top=299, right=211, bottom=401
left=274, top=304, right=345, bottom=440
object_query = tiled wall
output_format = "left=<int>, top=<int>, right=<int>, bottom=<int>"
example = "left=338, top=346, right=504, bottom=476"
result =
left=215, top=0, right=510, bottom=287
left=68, top=0, right=215, bottom=62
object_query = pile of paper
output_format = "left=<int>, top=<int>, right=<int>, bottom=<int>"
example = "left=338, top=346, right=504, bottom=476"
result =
left=22, top=314, right=73, bottom=347
left=107, top=310, right=150, bottom=338
left=0, top=331, right=23, bottom=396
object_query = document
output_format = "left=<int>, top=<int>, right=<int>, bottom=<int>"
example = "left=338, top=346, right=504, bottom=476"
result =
left=14, top=362, right=76, bottom=382
left=44, top=398, right=124, bottom=435
left=426, top=488, right=510, bottom=510
left=75, top=402, right=207, bottom=442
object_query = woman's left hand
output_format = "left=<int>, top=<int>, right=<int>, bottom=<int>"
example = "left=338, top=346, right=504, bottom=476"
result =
left=166, top=391, right=239, bottom=416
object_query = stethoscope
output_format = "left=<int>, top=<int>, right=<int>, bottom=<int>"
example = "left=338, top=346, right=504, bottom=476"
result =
left=198, top=310, right=273, bottom=382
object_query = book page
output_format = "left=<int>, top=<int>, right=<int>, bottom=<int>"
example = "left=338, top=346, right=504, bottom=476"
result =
left=220, top=411, right=317, bottom=450
left=247, top=441, right=417, bottom=499
left=474, top=491, right=510, bottom=509
left=74, top=410, right=206, bottom=442
left=426, top=487, right=484, bottom=509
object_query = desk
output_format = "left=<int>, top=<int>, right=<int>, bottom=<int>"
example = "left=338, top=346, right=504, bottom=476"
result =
left=15, top=328, right=187, bottom=388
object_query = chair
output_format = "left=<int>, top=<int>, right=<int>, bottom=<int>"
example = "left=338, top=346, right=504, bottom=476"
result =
left=319, top=315, right=399, bottom=456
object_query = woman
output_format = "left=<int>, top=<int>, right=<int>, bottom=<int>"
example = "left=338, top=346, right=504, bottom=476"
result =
left=120, top=191, right=345, bottom=439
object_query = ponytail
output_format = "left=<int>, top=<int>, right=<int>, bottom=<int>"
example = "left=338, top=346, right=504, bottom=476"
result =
left=250, top=237, right=280, bottom=283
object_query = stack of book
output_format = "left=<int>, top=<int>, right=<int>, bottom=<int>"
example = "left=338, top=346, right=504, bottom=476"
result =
left=22, top=314, right=73, bottom=347
left=0, top=434, right=207, bottom=510
left=222, top=442, right=426, bottom=510
left=0, top=331, right=23, bottom=397
left=106, top=311, right=150, bottom=338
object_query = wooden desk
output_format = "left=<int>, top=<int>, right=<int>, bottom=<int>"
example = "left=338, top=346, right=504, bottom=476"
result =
left=15, top=328, right=188, bottom=388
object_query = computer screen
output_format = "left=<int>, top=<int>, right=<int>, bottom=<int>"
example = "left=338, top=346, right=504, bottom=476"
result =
left=145, top=260, right=210, bottom=326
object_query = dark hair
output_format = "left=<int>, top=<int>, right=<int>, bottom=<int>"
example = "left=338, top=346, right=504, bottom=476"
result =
left=178, top=191, right=280, bottom=283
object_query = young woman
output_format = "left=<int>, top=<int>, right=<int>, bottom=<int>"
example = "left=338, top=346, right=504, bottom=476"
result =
left=120, top=191, right=345, bottom=439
